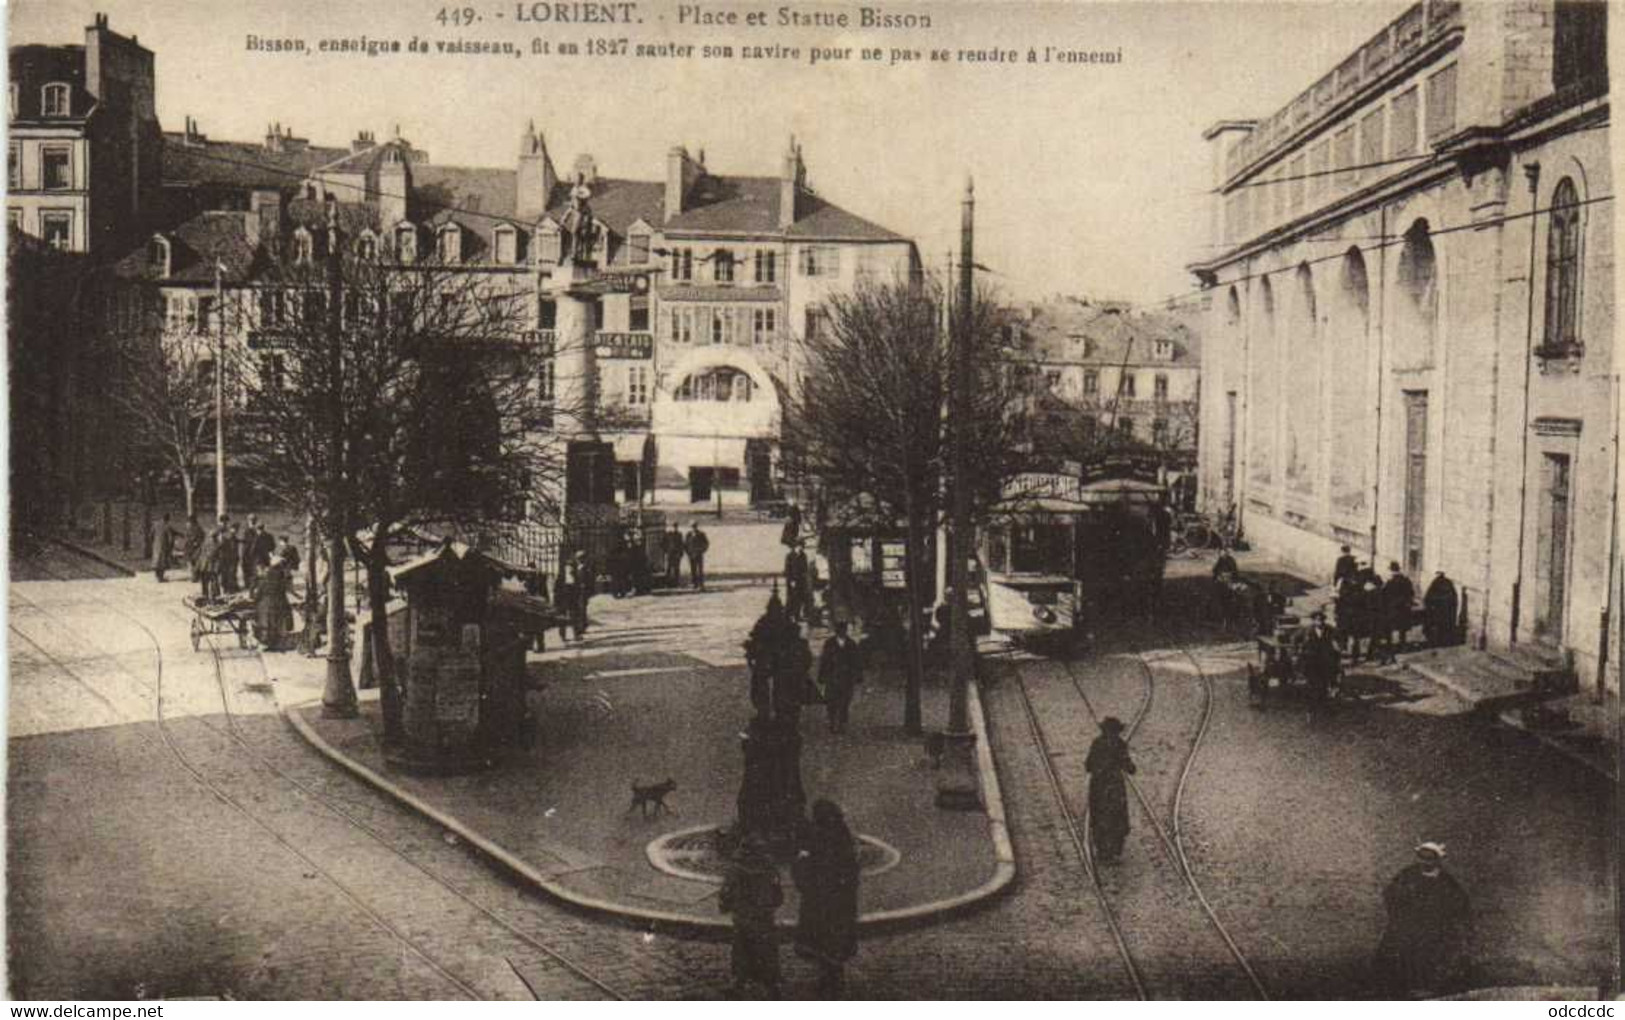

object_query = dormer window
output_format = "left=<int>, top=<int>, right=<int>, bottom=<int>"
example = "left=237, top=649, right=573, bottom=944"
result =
left=1153, top=338, right=1174, bottom=361
left=436, top=224, right=461, bottom=262
left=40, top=83, right=69, bottom=117
left=292, top=228, right=314, bottom=264
left=148, top=235, right=171, bottom=278
left=356, top=231, right=378, bottom=261
left=713, top=250, right=735, bottom=284
left=628, top=227, right=651, bottom=265
left=536, top=220, right=561, bottom=265
left=494, top=224, right=518, bottom=265
left=395, top=223, right=417, bottom=262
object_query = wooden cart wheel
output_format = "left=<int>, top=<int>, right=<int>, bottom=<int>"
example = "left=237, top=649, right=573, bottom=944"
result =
left=190, top=617, right=202, bottom=651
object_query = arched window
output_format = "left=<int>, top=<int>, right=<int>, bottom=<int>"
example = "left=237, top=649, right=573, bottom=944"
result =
left=148, top=235, right=171, bottom=278
left=293, top=228, right=313, bottom=264
left=40, top=83, right=69, bottom=117
left=1543, top=177, right=1581, bottom=351
left=395, top=223, right=417, bottom=262
left=356, top=231, right=378, bottom=261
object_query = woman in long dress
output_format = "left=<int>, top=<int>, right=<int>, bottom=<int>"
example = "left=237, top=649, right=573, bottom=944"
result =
left=254, top=558, right=292, bottom=651
left=793, top=799, right=860, bottom=997
left=1085, top=716, right=1136, bottom=863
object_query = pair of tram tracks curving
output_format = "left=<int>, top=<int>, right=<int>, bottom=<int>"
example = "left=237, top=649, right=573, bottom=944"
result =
left=1011, top=636, right=1269, bottom=1000
left=12, top=554, right=631, bottom=1001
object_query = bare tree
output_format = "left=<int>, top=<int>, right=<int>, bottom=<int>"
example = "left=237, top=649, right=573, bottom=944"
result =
left=107, top=316, right=221, bottom=519
left=232, top=244, right=577, bottom=741
left=781, top=278, right=1032, bottom=733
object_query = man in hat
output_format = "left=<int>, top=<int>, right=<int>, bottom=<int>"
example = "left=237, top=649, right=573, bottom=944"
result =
left=818, top=621, right=863, bottom=734
left=1377, top=561, right=1417, bottom=663
left=685, top=522, right=710, bottom=591
left=1423, top=570, right=1460, bottom=647
left=1298, top=610, right=1341, bottom=703
left=1374, top=842, right=1471, bottom=994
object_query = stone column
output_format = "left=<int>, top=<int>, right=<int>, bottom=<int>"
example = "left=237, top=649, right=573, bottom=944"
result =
left=546, top=261, right=600, bottom=441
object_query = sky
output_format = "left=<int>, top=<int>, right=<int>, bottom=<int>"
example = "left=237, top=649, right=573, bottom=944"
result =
left=8, top=0, right=1413, bottom=304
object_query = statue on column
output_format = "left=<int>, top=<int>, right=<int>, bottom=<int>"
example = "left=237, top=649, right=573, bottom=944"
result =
left=561, top=173, right=597, bottom=266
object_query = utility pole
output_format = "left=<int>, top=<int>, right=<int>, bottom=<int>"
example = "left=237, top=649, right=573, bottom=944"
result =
left=937, top=176, right=980, bottom=810
left=321, top=202, right=358, bottom=719
left=214, top=261, right=227, bottom=518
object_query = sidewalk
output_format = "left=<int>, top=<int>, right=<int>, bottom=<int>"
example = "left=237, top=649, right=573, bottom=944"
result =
left=1274, top=570, right=1619, bottom=782
left=275, top=581, right=1014, bottom=934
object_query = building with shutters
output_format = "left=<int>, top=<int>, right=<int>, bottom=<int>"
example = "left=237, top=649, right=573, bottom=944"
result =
left=103, top=113, right=918, bottom=512
left=1188, top=0, right=1613, bottom=690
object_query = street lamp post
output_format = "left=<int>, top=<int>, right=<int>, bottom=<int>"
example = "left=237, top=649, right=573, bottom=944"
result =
left=937, top=176, right=980, bottom=810
left=320, top=203, right=358, bottom=719
left=214, top=262, right=227, bottom=518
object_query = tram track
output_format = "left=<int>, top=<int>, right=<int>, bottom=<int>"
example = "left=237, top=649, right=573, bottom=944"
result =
left=10, top=555, right=636, bottom=1000
left=1010, top=633, right=1269, bottom=999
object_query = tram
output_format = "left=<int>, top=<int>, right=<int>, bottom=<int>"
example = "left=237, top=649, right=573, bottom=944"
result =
left=980, top=462, right=1168, bottom=635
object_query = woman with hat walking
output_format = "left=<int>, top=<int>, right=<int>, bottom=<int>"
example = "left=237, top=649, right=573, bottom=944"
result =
left=1085, top=717, right=1137, bottom=863
left=1373, top=841, right=1471, bottom=994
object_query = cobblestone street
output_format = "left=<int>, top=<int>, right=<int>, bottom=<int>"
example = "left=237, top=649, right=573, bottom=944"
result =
left=8, top=547, right=1614, bottom=999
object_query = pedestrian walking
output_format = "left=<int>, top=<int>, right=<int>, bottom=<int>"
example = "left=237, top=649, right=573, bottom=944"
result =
left=1333, top=544, right=1357, bottom=588
left=1298, top=610, right=1340, bottom=703
left=1085, top=716, right=1136, bottom=863
left=1373, top=842, right=1471, bottom=995
left=1334, top=571, right=1361, bottom=654
left=793, top=799, right=860, bottom=998
left=572, top=550, right=593, bottom=638
left=1423, top=571, right=1460, bottom=647
left=151, top=513, right=177, bottom=583
left=240, top=521, right=260, bottom=588
left=785, top=541, right=811, bottom=622
left=720, top=833, right=784, bottom=999
left=184, top=514, right=205, bottom=583
left=817, top=621, right=862, bottom=733
left=686, top=522, right=710, bottom=591
left=251, top=517, right=276, bottom=577
left=663, top=522, right=685, bottom=587
left=1378, top=561, right=1416, bottom=663
left=554, top=556, right=578, bottom=642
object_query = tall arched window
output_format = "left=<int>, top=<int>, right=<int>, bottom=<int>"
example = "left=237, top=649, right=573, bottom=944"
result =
left=1543, top=177, right=1581, bottom=351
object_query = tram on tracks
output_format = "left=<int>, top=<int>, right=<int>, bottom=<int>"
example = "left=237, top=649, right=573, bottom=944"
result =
left=980, top=461, right=1169, bottom=636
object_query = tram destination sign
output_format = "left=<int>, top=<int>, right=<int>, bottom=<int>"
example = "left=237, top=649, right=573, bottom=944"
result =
left=1002, top=472, right=1083, bottom=503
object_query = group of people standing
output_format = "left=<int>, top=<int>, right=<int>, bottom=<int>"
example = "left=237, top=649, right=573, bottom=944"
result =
left=154, top=511, right=305, bottom=652
left=1333, top=547, right=1459, bottom=664
left=659, top=521, right=710, bottom=591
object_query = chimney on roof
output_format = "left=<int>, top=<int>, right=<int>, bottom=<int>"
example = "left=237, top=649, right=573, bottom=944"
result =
left=572, top=153, right=597, bottom=186
left=377, top=143, right=410, bottom=227
left=181, top=116, right=207, bottom=147
left=665, top=145, right=701, bottom=224
left=517, top=121, right=557, bottom=223
left=779, top=135, right=804, bottom=230
left=352, top=129, right=375, bottom=154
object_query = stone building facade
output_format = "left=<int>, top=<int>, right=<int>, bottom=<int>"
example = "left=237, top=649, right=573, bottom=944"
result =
left=1019, top=299, right=1202, bottom=461
left=103, top=114, right=917, bottom=512
left=1189, top=0, right=1613, bottom=689
left=7, top=14, right=161, bottom=256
